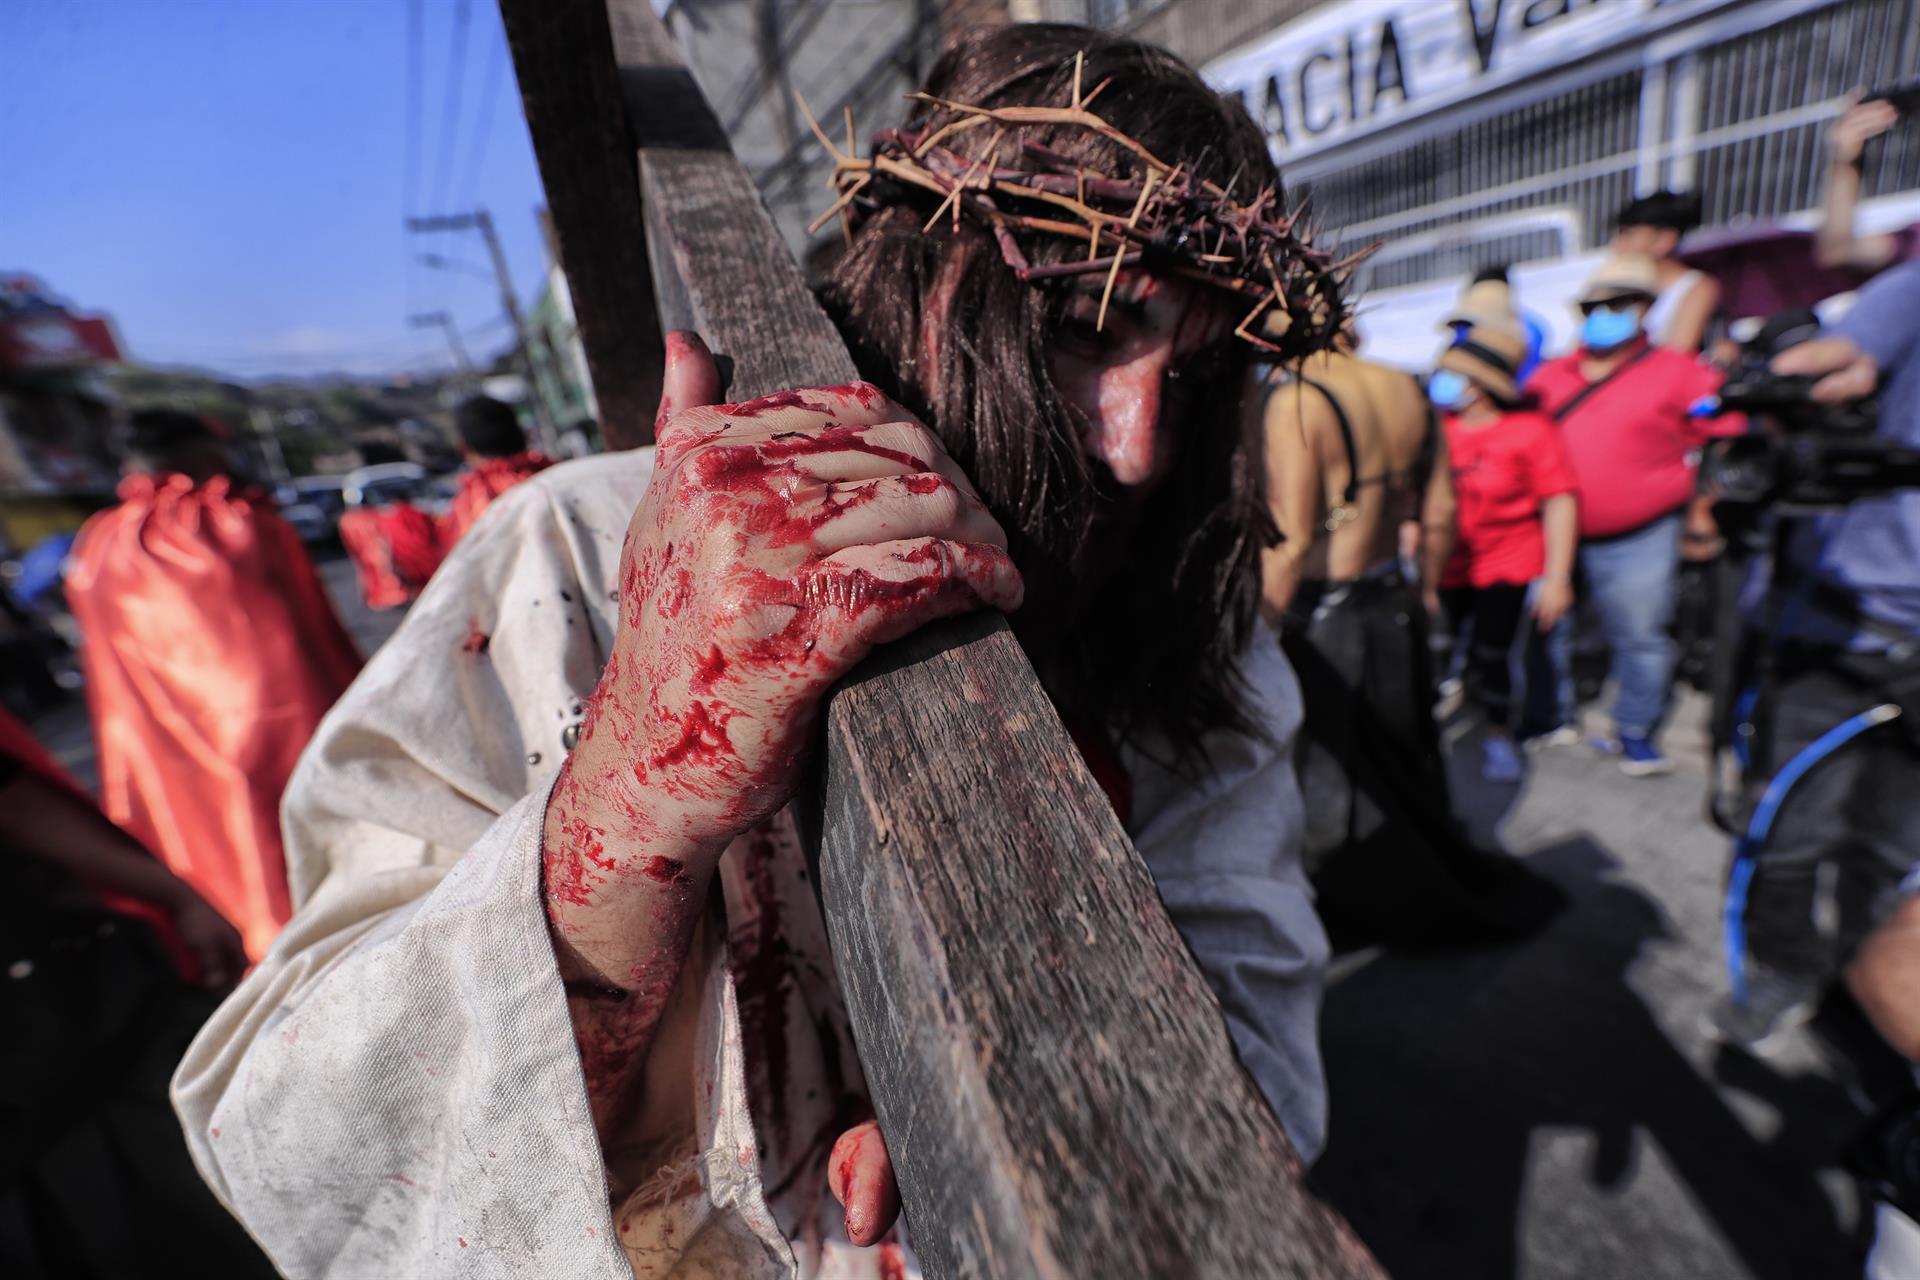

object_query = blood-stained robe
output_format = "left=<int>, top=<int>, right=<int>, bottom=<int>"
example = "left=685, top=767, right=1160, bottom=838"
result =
left=171, top=452, right=1328, bottom=1278
left=65, top=473, right=362, bottom=959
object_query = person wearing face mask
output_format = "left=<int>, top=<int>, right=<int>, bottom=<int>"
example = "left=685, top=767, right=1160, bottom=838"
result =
left=1429, top=323, right=1579, bottom=784
left=1442, top=265, right=1548, bottom=383
left=1525, top=255, right=1746, bottom=776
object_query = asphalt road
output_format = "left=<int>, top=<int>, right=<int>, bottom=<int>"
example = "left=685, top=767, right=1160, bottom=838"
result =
left=1312, top=692, right=1873, bottom=1280
left=29, top=551, right=1874, bottom=1278
left=314, top=544, right=408, bottom=659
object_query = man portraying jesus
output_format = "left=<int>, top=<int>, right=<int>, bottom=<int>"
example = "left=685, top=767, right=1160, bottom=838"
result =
left=175, top=26, right=1345, bottom=1277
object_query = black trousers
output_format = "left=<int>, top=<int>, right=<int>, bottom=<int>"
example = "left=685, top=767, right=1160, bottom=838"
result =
left=0, top=902, right=277, bottom=1279
left=1442, top=582, right=1530, bottom=729
left=1738, top=645, right=1920, bottom=988
left=1281, top=570, right=1565, bottom=950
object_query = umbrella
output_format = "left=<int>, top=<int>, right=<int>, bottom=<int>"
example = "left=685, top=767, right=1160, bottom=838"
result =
left=1677, top=220, right=1916, bottom=319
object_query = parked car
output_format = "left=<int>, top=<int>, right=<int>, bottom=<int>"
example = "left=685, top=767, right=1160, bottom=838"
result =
left=274, top=475, right=349, bottom=546
left=342, top=462, right=431, bottom=511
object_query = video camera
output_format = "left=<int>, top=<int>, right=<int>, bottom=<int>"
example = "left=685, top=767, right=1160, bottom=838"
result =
left=1696, top=309, right=1920, bottom=533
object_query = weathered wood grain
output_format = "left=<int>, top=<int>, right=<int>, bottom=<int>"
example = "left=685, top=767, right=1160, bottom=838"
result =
left=525, top=2, right=1384, bottom=1275
left=499, top=0, right=664, bottom=449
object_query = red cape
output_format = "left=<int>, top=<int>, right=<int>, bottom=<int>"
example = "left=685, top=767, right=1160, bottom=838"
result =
left=439, top=451, right=555, bottom=549
left=65, top=474, right=363, bottom=959
left=339, top=502, right=443, bottom=610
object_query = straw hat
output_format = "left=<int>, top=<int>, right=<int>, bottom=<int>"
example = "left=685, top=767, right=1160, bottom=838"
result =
left=1578, top=253, right=1660, bottom=306
left=1443, top=278, right=1519, bottom=330
left=1439, top=322, right=1530, bottom=405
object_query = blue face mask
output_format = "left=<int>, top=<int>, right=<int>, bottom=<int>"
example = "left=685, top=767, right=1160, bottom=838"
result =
left=1428, top=368, right=1471, bottom=410
left=1582, top=305, right=1642, bottom=352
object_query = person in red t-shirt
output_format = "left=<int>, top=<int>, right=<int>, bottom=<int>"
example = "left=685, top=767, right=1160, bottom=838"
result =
left=1430, top=323, right=1579, bottom=783
left=1525, top=254, right=1745, bottom=776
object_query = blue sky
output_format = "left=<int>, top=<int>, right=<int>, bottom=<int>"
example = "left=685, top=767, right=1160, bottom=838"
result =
left=0, top=0, right=552, bottom=380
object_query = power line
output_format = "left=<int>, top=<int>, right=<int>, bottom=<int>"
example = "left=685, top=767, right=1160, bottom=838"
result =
left=404, top=0, right=424, bottom=216
left=458, top=24, right=506, bottom=213
left=428, top=0, right=473, bottom=225
left=404, top=0, right=424, bottom=314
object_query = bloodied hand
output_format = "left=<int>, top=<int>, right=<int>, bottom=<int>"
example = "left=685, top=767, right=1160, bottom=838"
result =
left=549, top=332, right=1020, bottom=902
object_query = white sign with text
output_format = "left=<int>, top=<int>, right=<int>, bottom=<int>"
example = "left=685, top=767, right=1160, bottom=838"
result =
left=1205, top=0, right=1743, bottom=162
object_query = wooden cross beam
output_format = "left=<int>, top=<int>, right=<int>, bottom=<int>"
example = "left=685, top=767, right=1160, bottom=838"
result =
left=500, top=2, right=1383, bottom=1275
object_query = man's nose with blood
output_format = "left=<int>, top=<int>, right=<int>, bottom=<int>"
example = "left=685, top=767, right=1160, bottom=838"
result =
left=1051, top=272, right=1231, bottom=489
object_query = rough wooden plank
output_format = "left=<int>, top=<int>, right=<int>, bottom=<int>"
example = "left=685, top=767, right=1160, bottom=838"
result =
left=605, top=2, right=859, bottom=395
left=500, top=0, right=664, bottom=450
left=819, top=613, right=1383, bottom=1279
left=587, top=3, right=1385, bottom=1276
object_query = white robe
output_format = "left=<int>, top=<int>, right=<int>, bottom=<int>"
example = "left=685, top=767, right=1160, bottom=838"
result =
left=172, top=449, right=1328, bottom=1277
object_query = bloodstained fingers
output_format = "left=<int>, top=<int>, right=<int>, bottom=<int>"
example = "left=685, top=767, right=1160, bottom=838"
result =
left=827, top=1119, right=902, bottom=1247
left=732, top=419, right=955, bottom=490
left=796, top=537, right=1024, bottom=658
left=805, top=472, right=1006, bottom=555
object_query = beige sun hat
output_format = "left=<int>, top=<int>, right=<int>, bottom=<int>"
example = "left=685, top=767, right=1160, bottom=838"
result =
left=1438, top=322, right=1530, bottom=406
left=1578, top=253, right=1661, bottom=306
left=1443, top=278, right=1520, bottom=330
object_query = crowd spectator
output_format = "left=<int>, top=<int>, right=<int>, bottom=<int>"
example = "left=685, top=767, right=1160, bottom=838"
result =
left=1613, top=190, right=1721, bottom=353
left=1526, top=254, right=1745, bottom=776
left=1815, top=91, right=1916, bottom=274
left=438, top=395, right=555, bottom=549
left=1429, top=322, right=1579, bottom=783
left=1444, top=265, right=1549, bottom=383
left=0, top=706, right=273, bottom=1278
left=63, top=410, right=362, bottom=959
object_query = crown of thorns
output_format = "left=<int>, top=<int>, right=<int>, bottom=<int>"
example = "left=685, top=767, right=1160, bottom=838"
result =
left=802, top=57, right=1364, bottom=356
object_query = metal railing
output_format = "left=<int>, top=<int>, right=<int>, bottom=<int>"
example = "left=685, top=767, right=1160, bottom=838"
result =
left=1295, top=0, right=1920, bottom=295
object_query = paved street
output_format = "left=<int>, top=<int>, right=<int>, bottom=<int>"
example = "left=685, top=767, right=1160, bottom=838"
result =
left=30, top=557, right=1873, bottom=1278
left=313, top=544, right=407, bottom=659
left=1313, top=691, right=1871, bottom=1279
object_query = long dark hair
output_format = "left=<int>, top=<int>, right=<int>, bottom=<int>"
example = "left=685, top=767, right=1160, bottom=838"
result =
left=823, top=24, right=1286, bottom=767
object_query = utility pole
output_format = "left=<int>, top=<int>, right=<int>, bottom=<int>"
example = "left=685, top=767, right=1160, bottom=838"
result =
left=248, top=406, right=293, bottom=485
left=406, top=209, right=561, bottom=451
left=408, top=310, right=475, bottom=375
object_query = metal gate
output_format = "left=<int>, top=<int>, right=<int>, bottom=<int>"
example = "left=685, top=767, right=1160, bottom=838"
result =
left=1287, top=0, right=1920, bottom=295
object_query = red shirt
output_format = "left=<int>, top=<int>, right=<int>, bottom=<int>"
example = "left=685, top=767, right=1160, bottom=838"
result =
left=1441, top=411, right=1577, bottom=588
left=1526, top=343, right=1745, bottom=538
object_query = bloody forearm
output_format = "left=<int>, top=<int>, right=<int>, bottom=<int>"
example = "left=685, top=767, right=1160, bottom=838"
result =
left=541, top=733, right=722, bottom=1143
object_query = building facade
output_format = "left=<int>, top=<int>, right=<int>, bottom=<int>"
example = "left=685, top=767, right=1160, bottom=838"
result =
left=1175, top=0, right=1920, bottom=364
left=692, top=0, right=1920, bottom=368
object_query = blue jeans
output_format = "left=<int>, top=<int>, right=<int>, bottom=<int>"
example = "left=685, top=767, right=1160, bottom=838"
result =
left=1578, top=512, right=1682, bottom=740
left=1520, top=584, right=1576, bottom=735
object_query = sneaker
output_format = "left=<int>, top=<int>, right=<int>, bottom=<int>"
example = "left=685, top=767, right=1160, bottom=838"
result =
left=1618, top=736, right=1673, bottom=777
left=1482, top=736, right=1524, bottom=783
left=1524, top=724, right=1582, bottom=752
left=1704, top=971, right=1818, bottom=1053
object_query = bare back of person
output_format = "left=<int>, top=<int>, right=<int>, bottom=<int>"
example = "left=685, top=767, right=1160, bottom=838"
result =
left=1261, top=348, right=1451, bottom=617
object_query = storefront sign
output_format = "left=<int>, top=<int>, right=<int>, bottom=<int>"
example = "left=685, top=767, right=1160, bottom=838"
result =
left=1206, top=0, right=1740, bottom=162
left=0, top=310, right=122, bottom=372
